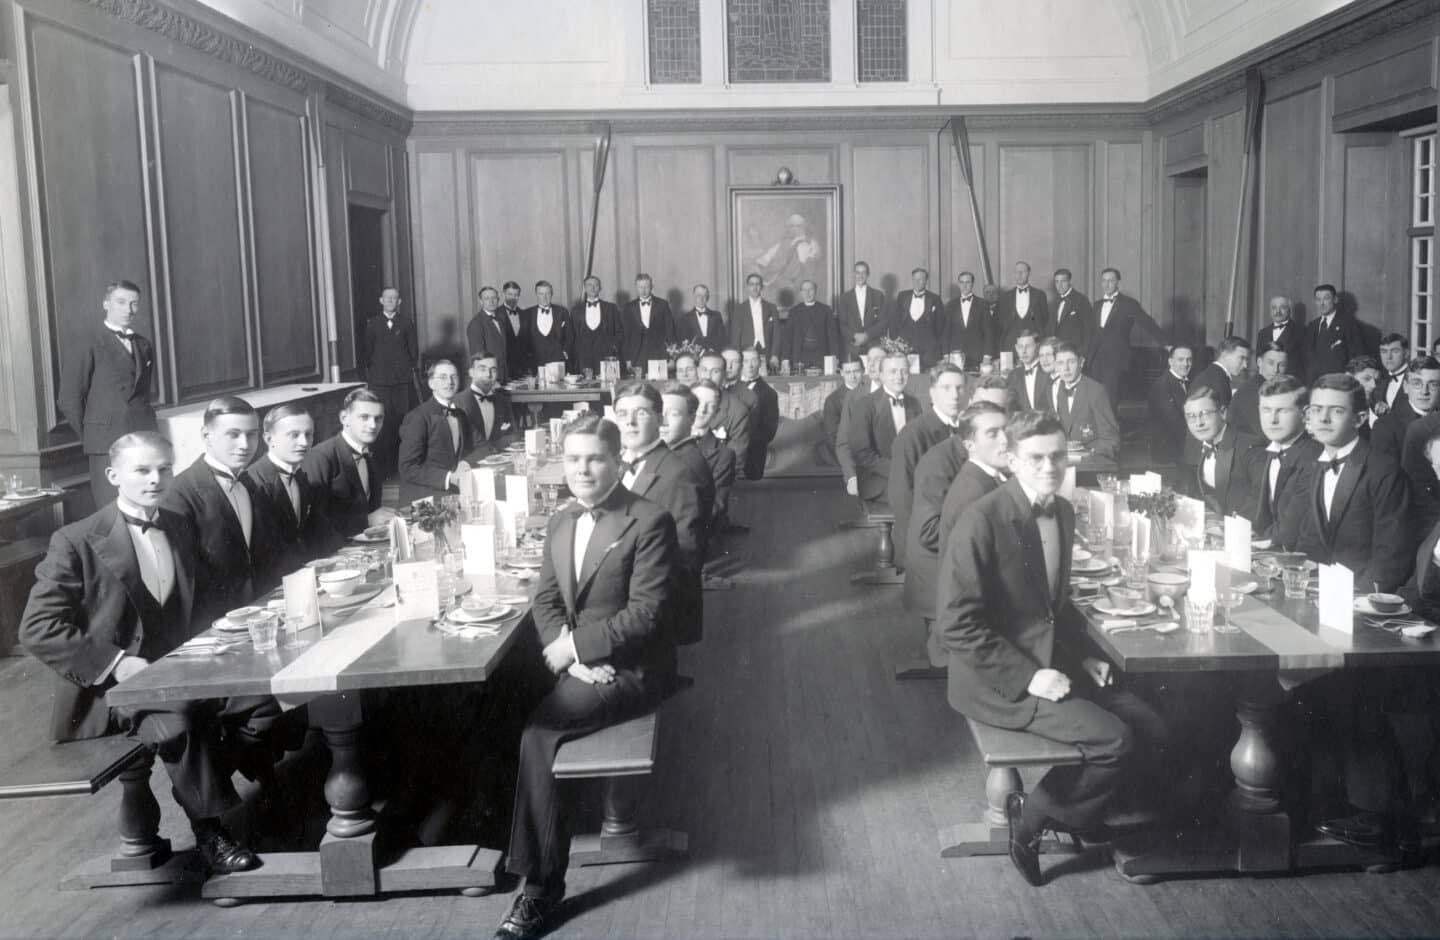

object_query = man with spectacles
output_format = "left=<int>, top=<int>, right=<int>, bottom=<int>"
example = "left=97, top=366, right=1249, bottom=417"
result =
left=1244, top=375, right=1321, bottom=539
left=1371, top=355, right=1440, bottom=464
left=1180, top=385, right=1261, bottom=519
left=937, top=410, right=1166, bottom=887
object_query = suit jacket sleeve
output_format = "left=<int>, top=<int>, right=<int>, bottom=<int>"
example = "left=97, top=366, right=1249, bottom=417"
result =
left=726, top=401, right=751, bottom=461
left=661, top=469, right=705, bottom=572
left=59, top=342, right=95, bottom=434
left=397, top=410, right=450, bottom=493
left=531, top=521, right=570, bottom=645
left=849, top=398, right=889, bottom=480
left=20, top=529, right=126, bottom=686
left=835, top=396, right=856, bottom=481
left=1364, top=466, right=1414, bottom=592
left=1089, top=389, right=1121, bottom=460
left=572, top=511, right=678, bottom=664
left=936, top=509, right=1040, bottom=701
left=915, top=462, right=950, bottom=554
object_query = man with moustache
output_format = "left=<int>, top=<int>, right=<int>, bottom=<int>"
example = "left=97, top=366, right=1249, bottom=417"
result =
left=571, top=276, right=624, bottom=376
left=244, top=404, right=324, bottom=573
left=1006, top=329, right=1051, bottom=412
left=499, top=281, right=532, bottom=379
left=1180, top=385, right=1262, bottom=520
left=620, top=273, right=676, bottom=370
left=738, top=347, right=779, bottom=480
left=943, top=271, right=995, bottom=367
left=491, top=415, right=677, bottom=940
left=397, top=360, right=474, bottom=504
left=675, top=285, right=724, bottom=353
left=467, top=285, right=519, bottom=384
left=1147, top=344, right=1192, bottom=471
left=885, top=267, right=945, bottom=368
left=524, top=281, right=572, bottom=376
left=1372, top=355, right=1440, bottom=464
left=1256, top=294, right=1304, bottom=371
left=780, top=279, right=842, bottom=370
left=995, top=261, right=1051, bottom=353
left=360, top=287, right=420, bottom=477
left=937, top=410, right=1165, bottom=886
left=1245, top=375, right=1321, bottom=539
left=455, top=353, right=519, bottom=457
left=60, top=279, right=159, bottom=504
left=1050, top=268, right=1092, bottom=355
left=849, top=352, right=923, bottom=509
left=1228, top=343, right=1290, bottom=439
left=22, top=432, right=276, bottom=874
left=887, top=363, right=965, bottom=569
left=163, top=397, right=281, bottom=631
left=303, top=388, right=393, bottom=550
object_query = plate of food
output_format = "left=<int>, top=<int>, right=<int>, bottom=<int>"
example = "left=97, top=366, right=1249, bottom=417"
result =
left=447, top=602, right=515, bottom=624
left=1093, top=599, right=1157, bottom=617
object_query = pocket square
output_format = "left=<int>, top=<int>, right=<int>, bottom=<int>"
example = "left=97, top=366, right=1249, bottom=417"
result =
left=500, top=422, right=512, bottom=431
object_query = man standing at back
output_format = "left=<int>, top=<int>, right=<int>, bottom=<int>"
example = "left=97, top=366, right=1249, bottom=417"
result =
left=943, top=271, right=994, bottom=367
left=731, top=273, right=779, bottom=369
left=468, top=286, right=516, bottom=383
left=1303, top=283, right=1367, bottom=381
left=1085, top=268, right=1143, bottom=407
left=571, top=276, right=624, bottom=376
left=361, top=287, right=419, bottom=478
left=838, top=260, right=887, bottom=358
left=1147, top=344, right=1192, bottom=473
left=620, top=274, right=675, bottom=371
left=1050, top=268, right=1092, bottom=355
left=523, top=281, right=572, bottom=376
left=885, top=268, right=944, bottom=369
left=61, top=279, right=159, bottom=505
left=995, top=262, right=1050, bottom=353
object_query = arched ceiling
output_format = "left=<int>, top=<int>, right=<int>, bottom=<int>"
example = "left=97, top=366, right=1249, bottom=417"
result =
left=192, top=0, right=1365, bottom=111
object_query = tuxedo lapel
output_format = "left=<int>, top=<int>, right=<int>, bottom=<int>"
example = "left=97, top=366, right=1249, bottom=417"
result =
left=199, top=467, right=247, bottom=548
left=1215, top=440, right=1237, bottom=505
left=88, top=510, right=147, bottom=626
left=577, top=511, right=635, bottom=601
left=552, top=513, right=578, bottom=618
left=1327, top=445, right=1366, bottom=535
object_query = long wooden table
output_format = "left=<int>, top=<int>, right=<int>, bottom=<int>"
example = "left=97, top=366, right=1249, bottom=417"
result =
left=108, top=572, right=534, bottom=903
left=1083, top=571, right=1440, bottom=881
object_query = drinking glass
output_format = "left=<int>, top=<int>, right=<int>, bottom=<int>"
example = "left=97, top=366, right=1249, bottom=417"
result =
left=1215, top=588, right=1245, bottom=634
left=1124, top=557, right=1149, bottom=591
left=1184, top=595, right=1215, bottom=635
left=281, top=615, right=312, bottom=649
left=1090, top=521, right=1113, bottom=563
left=541, top=484, right=559, bottom=516
left=1097, top=473, right=1118, bottom=493
left=248, top=612, right=279, bottom=651
left=1281, top=565, right=1311, bottom=599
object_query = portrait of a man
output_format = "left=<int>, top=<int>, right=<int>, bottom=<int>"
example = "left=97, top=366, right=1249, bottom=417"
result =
left=731, top=185, right=839, bottom=308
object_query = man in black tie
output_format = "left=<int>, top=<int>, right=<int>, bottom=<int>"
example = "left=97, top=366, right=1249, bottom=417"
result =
left=1256, top=294, right=1304, bottom=374
left=942, top=270, right=995, bottom=367
left=1085, top=267, right=1147, bottom=407
left=675, top=284, right=724, bottom=353
left=303, top=388, right=391, bottom=551
left=1147, top=344, right=1192, bottom=471
left=499, top=281, right=533, bottom=379
left=887, top=362, right=965, bottom=569
left=697, top=352, right=752, bottom=462
left=22, top=431, right=277, bottom=874
left=1302, top=283, right=1368, bottom=382
left=467, top=285, right=517, bottom=383
left=361, top=287, right=420, bottom=478
left=1371, top=354, right=1439, bottom=464
left=689, top=380, right=739, bottom=533
left=659, top=382, right=717, bottom=539
left=492, top=415, right=677, bottom=940
left=60, top=279, right=159, bottom=505
left=455, top=353, right=518, bottom=457
left=1050, top=268, right=1092, bottom=355
left=620, top=273, right=676, bottom=370
left=837, top=260, right=888, bottom=358
left=995, top=261, right=1051, bottom=353
left=1180, top=386, right=1261, bottom=519
left=571, top=276, right=624, bottom=376
left=1190, top=336, right=1250, bottom=406
left=1246, top=375, right=1320, bottom=539
left=1228, top=342, right=1290, bottom=439
left=163, top=397, right=282, bottom=631
left=884, top=267, right=944, bottom=369
left=738, top=348, right=780, bottom=480
left=398, top=360, right=474, bottom=505
left=848, top=352, right=923, bottom=509
left=1006, top=329, right=1052, bottom=412
left=244, top=404, right=324, bottom=574
left=1049, top=344, right=1120, bottom=461
left=937, top=410, right=1165, bottom=886
left=823, top=359, right=865, bottom=461
left=1373, top=333, right=1412, bottom=417
left=523, top=280, right=572, bottom=376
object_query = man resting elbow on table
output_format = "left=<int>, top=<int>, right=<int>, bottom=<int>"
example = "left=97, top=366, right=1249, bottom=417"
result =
left=935, top=410, right=1166, bottom=887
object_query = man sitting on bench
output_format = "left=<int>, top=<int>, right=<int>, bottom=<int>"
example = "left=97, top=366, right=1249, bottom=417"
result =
left=20, top=431, right=279, bottom=875
left=935, top=411, right=1166, bottom=886
left=493, top=414, right=678, bottom=940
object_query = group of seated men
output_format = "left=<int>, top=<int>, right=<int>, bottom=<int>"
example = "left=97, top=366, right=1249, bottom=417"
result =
left=18, top=373, right=748, bottom=940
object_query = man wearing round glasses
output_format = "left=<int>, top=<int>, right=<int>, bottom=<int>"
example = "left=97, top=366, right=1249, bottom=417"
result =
left=1372, top=355, right=1440, bottom=464
left=1181, top=384, right=1262, bottom=519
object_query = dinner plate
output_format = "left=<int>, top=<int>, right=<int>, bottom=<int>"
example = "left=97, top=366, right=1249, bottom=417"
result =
left=1072, top=558, right=1110, bottom=574
left=1, top=491, right=47, bottom=502
left=1093, top=600, right=1157, bottom=617
left=1071, top=548, right=1093, bottom=562
left=447, top=603, right=514, bottom=624
left=350, top=529, right=390, bottom=543
left=1354, top=597, right=1413, bottom=617
left=1233, top=580, right=1259, bottom=594
left=318, top=580, right=388, bottom=609
left=479, top=455, right=513, bottom=467
left=212, top=615, right=257, bottom=634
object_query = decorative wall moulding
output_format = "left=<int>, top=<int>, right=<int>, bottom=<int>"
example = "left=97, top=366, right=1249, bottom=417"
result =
left=325, top=83, right=412, bottom=135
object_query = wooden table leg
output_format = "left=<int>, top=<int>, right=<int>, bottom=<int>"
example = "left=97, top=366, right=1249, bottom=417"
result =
left=569, top=777, right=688, bottom=867
left=315, top=694, right=379, bottom=896
left=852, top=519, right=904, bottom=586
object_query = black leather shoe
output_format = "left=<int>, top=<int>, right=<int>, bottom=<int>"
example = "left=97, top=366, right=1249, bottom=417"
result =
left=494, top=893, right=559, bottom=940
left=196, top=827, right=261, bottom=874
left=1005, top=792, right=1044, bottom=887
left=1317, top=811, right=1388, bottom=848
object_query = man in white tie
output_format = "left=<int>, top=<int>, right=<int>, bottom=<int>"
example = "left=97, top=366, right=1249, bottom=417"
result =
left=523, top=280, right=572, bottom=375
left=244, top=403, right=323, bottom=573
left=163, top=397, right=281, bottom=633
left=60, top=279, right=160, bottom=505
left=730, top=273, right=778, bottom=367
left=838, top=260, right=888, bottom=357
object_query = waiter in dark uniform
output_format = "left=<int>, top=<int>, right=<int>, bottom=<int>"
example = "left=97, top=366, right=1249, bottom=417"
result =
left=361, top=287, right=420, bottom=479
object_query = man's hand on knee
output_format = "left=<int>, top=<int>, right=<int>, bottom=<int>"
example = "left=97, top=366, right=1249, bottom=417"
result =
left=1027, top=668, right=1071, bottom=702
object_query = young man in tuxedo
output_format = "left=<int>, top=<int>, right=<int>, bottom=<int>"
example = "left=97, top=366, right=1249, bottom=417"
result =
left=838, top=260, right=889, bottom=358
left=689, top=380, right=739, bottom=534
left=1085, top=267, right=1145, bottom=407
left=1006, top=329, right=1051, bottom=412
left=361, top=287, right=419, bottom=478
left=1373, top=333, right=1412, bottom=415
left=1278, top=373, right=1412, bottom=591
left=1050, top=268, right=1092, bottom=356
left=995, top=261, right=1051, bottom=353
left=885, top=267, right=944, bottom=368
left=1372, top=355, right=1440, bottom=464
left=697, top=351, right=752, bottom=462
left=887, top=362, right=965, bottom=569
left=467, top=285, right=518, bottom=384
left=904, top=401, right=1009, bottom=673
left=823, top=359, right=865, bottom=463
left=1228, top=343, right=1290, bottom=439
left=454, top=353, right=518, bottom=458
left=1180, top=385, right=1262, bottom=520
left=162, top=397, right=281, bottom=632
left=936, top=410, right=1165, bottom=886
left=1048, top=343, right=1120, bottom=461
left=1191, top=335, right=1251, bottom=406
left=738, top=347, right=779, bottom=480
left=848, top=352, right=923, bottom=509
left=615, top=382, right=707, bottom=646
left=1246, top=375, right=1321, bottom=539
left=1303, top=283, right=1368, bottom=381
left=835, top=345, right=887, bottom=496
left=21, top=431, right=279, bottom=874
left=492, top=415, right=677, bottom=940
left=942, top=270, right=994, bottom=368
left=731, top=273, right=779, bottom=367
left=244, top=404, right=324, bottom=575
left=1147, top=344, right=1192, bottom=471
left=60, top=279, right=159, bottom=505
left=523, top=280, right=572, bottom=376
left=397, top=360, right=475, bottom=505
left=780, top=279, right=842, bottom=370
left=570, top=276, right=624, bottom=376
left=1256, top=295, right=1304, bottom=374
left=659, top=383, right=717, bottom=533
left=937, top=398, right=1014, bottom=548
left=620, top=273, right=676, bottom=370
left=675, top=284, right=724, bottom=353
left=303, top=387, right=391, bottom=550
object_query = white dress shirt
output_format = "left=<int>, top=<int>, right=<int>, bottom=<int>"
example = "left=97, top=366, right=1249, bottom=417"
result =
left=567, top=480, right=623, bottom=665
left=1321, top=437, right=1359, bottom=518
left=106, top=322, right=135, bottom=355
left=638, top=297, right=652, bottom=329
left=959, top=294, right=975, bottom=327
left=1386, top=370, right=1406, bottom=407
left=909, top=293, right=925, bottom=322
left=621, top=439, right=664, bottom=490
left=536, top=306, right=554, bottom=336
left=584, top=300, right=602, bottom=330
left=118, top=496, right=175, bottom=605
left=748, top=298, right=767, bottom=348
left=1015, top=287, right=1031, bottom=316
left=1100, top=294, right=1117, bottom=328
left=1201, top=430, right=1224, bottom=490
left=696, top=310, right=710, bottom=337
left=1022, top=363, right=1040, bottom=408
left=505, top=306, right=522, bottom=335
left=204, top=455, right=252, bottom=546
left=1264, top=436, right=1301, bottom=505
left=854, top=285, right=869, bottom=323
left=887, top=393, right=909, bottom=433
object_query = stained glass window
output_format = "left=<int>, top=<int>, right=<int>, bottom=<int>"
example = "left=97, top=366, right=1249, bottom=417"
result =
left=857, top=0, right=906, bottom=82
left=726, top=0, right=831, bottom=84
left=648, top=0, right=702, bottom=84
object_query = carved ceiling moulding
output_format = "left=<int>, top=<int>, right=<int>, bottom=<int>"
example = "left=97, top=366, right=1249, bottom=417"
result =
left=325, top=84, right=412, bottom=134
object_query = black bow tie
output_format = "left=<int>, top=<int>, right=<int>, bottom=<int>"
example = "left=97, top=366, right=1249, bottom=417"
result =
left=1016, top=287, right=1028, bottom=294
left=472, top=391, right=493, bottom=402
left=210, top=466, right=239, bottom=483
left=1024, top=366, right=1037, bottom=376
left=277, top=467, right=300, bottom=484
left=1392, top=370, right=1406, bottom=379
left=576, top=504, right=605, bottom=521
left=1324, top=455, right=1348, bottom=475
left=640, top=299, right=650, bottom=305
left=122, top=512, right=163, bottom=533
left=352, top=448, right=371, bottom=461
left=1202, top=443, right=1218, bottom=461
left=587, top=300, right=599, bottom=307
left=538, top=307, right=551, bottom=315
left=108, top=326, right=135, bottom=338
left=439, top=403, right=460, bottom=416
left=1032, top=501, right=1056, bottom=519
left=888, top=396, right=905, bottom=409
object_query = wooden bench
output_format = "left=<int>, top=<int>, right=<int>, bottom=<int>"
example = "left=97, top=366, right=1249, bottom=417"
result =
left=552, top=708, right=688, bottom=867
left=850, top=504, right=904, bottom=586
left=0, top=656, right=197, bottom=889
left=936, top=717, right=1085, bottom=858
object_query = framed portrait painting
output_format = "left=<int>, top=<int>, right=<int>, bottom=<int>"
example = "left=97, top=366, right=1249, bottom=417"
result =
left=730, top=185, right=841, bottom=310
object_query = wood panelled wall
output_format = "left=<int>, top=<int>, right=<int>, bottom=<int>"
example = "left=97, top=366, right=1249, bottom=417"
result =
left=407, top=123, right=1154, bottom=349
left=1152, top=25, right=1440, bottom=348
left=0, top=0, right=411, bottom=474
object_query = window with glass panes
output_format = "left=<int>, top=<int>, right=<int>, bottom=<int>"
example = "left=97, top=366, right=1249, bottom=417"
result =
left=1410, top=129, right=1435, bottom=352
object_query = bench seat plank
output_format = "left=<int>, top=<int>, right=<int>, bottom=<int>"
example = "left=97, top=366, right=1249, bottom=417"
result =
left=553, top=712, right=656, bottom=779
left=965, top=717, right=1083, bottom=767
